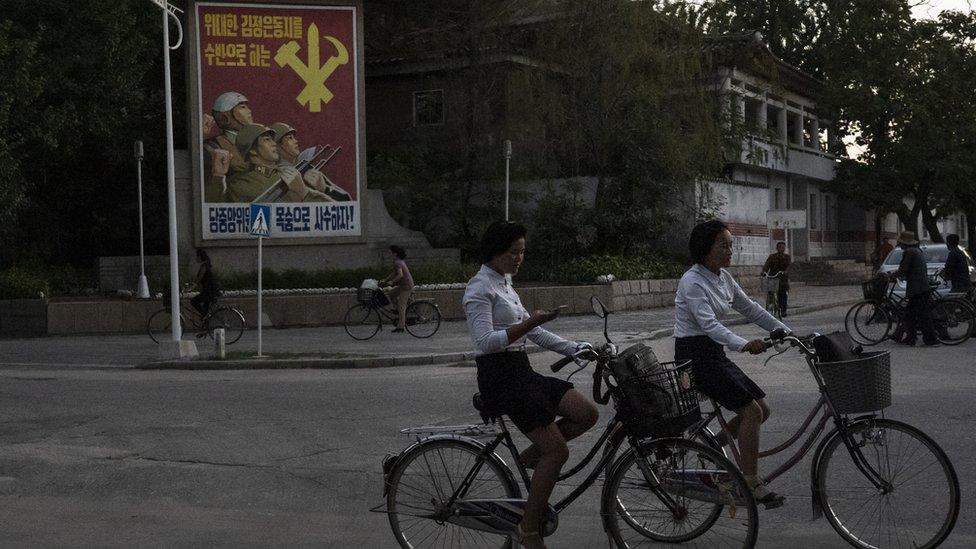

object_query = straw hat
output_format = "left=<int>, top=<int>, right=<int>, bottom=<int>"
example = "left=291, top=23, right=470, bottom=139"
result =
left=896, top=231, right=919, bottom=245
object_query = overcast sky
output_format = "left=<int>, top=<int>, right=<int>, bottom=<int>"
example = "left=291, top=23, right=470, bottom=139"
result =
left=911, top=0, right=973, bottom=18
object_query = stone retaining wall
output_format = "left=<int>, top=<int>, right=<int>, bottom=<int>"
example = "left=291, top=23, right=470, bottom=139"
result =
left=4, top=267, right=762, bottom=336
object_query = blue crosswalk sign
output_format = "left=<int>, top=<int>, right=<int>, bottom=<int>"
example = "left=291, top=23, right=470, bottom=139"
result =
left=249, top=203, right=271, bottom=237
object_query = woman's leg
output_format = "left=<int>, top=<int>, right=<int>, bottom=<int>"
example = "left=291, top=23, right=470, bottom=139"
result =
left=519, top=390, right=598, bottom=468
left=715, top=398, right=770, bottom=446
left=519, top=422, right=567, bottom=548
left=736, top=400, right=764, bottom=477
left=395, top=287, right=411, bottom=330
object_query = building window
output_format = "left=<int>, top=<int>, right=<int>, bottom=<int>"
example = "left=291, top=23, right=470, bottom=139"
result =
left=413, top=90, right=444, bottom=126
left=809, top=193, right=818, bottom=229
left=823, top=195, right=832, bottom=229
left=773, top=188, right=782, bottom=209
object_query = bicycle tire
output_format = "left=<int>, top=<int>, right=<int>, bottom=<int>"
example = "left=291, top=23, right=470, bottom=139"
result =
left=147, top=308, right=184, bottom=344
left=386, top=439, right=518, bottom=549
left=931, top=298, right=973, bottom=345
left=845, top=301, right=892, bottom=346
left=207, top=307, right=246, bottom=344
left=343, top=304, right=380, bottom=340
left=816, top=418, right=959, bottom=549
left=602, top=438, right=758, bottom=548
left=405, top=301, right=441, bottom=338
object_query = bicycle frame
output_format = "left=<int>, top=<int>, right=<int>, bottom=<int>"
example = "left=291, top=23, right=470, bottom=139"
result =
left=689, top=340, right=891, bottom=497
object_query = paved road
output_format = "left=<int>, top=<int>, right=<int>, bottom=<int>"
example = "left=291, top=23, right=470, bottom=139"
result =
left=0, top=305, right=972, bottom=547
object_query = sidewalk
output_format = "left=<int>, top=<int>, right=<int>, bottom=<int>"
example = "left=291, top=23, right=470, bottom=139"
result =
left=0, top=285, right=861, bottom=370
left=141, top=284, right=863, bottom=370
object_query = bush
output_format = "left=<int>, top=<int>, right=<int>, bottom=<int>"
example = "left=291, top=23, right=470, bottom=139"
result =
left=520, top=254, right=685, bottom=284
left=0, top=264, right=94, bottom=299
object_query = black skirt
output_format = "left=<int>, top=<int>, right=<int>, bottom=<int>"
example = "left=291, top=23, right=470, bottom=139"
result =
left=476, top=351, right=574, bottom=434
left=674, top=335, right=765, bottom=412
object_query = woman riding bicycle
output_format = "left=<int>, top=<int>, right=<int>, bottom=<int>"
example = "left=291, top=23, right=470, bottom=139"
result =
left=379, top=245, right=414, bottom=333
left=462, top=221, right=598, bottom=548
left=673, top=219, right=791, bottom=508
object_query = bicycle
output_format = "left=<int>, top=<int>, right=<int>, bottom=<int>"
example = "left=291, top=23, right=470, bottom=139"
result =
left=760, top=271, right=785, bottom=319
left=343, top=279, right=441, bottom=340
left=376, top=296, right=759, bottom=548
left=686, top=328, right=959, bottom=549
left=845, top=274, right=974, bottom=346
left=147, top=295, right=246, bottom=344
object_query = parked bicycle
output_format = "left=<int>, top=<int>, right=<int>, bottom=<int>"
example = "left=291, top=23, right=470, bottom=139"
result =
left=376, top=296, right=759, bottom=548
left=687, top=329, right=959, bottom=549
left=760, top=271, right=785, bottom=319
left=343, top=279, right=441, bottom=340
left=147, top=295, right=246, bottom=344
left=845, top=274, right=974, bottom=346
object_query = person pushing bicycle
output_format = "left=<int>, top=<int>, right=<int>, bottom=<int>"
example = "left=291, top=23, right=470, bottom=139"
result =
left=761, top=241, right=791, bottom=317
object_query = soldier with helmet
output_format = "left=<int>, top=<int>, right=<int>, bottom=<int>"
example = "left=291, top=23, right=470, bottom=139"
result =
left=219, top=124, right=330, bottom=203
left=269, top=122, right=352, bottom=202
left=203, top=91, right=253, bottom=202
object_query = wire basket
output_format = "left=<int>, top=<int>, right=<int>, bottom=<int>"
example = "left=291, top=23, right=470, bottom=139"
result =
left=861, top=277, right=888, bottom=303
left=612, top=362, right=701, bottom=438
left=816, top=351, right=891, bottom=414
left=761, top=276, right=782, bottom=293
left=357, top=287, right=378, bottom=304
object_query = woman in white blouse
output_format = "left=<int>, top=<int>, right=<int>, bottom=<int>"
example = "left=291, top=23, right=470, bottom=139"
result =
left=463, top=221, right=598, bottom=548
left=674, top=219, right=791, bottom=508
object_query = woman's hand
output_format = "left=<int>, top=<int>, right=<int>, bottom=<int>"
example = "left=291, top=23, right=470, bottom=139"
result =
left=529, top=308, right=559, bottom=324
left=741, top=339, right=767, bottom=355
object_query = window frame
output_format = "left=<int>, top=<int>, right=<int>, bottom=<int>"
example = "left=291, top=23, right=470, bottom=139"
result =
left=412, top=89, right=445, bottom=127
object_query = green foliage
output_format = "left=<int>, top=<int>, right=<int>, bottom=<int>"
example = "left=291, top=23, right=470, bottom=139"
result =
left=0, top=264, right=94, bottom=299
left=213, top=261, right=481, bottom=291
left=519, top=254, right=685, bottom=285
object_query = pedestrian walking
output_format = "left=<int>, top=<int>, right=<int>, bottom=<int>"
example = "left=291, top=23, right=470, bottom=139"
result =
left=871, top=238, right=894, bottom=272
left=190, top=249, right=220, bottom=322
left=943, top=234, right=973, bottom=293
left=761, top=241, right=791, bottom=317
left=462, top=221, right=598, bottom=548
left=379, top=245, right=415, bottom=333
left=673, top=219, right=791, bottom=508
left=889, top=231, right=938, bottom=346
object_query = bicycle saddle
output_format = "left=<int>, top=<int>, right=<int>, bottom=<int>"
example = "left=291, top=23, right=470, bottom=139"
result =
left=472, top=393, right=501, bottom=425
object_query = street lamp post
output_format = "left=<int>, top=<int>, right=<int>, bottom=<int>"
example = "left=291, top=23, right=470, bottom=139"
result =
left=503, top=140, right=512, bottom=221
left=134, top=140, right=150, bottom=299
left=147, top=0, right=196, bottom=358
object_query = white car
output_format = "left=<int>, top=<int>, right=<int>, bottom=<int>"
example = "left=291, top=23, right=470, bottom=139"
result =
left=878, top=243, right=975, bottom=298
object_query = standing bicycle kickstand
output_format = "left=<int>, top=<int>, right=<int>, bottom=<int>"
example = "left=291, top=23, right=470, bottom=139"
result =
left=374, top=296, right=761, bottom=548
left=686, top=328, right=959, bottom=549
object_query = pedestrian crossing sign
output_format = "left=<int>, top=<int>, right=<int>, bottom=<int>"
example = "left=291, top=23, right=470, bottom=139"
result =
left=249, top=203, right=272, bottom=237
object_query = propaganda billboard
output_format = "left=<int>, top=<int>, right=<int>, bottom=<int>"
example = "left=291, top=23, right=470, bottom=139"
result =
left=195, top=2, right=361, bottom=240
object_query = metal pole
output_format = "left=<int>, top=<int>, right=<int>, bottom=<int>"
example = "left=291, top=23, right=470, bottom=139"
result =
left=257, top=236, right=264, bottom=357
left=163, top=9, right=182, bottom=342
left=135, top=141, right=150, bottom=299
left=504, top=140, right=512, bottom=221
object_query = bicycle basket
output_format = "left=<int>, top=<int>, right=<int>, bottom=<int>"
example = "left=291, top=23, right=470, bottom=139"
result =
left=358, top=279, right=382, bottom=305
left=609, top=343, right=701, bottom=438
left=816, top=351, right=891, bottom=414
left=861, top=277, right=888, bottom=302
left=760, top=276, right=781, bottom=293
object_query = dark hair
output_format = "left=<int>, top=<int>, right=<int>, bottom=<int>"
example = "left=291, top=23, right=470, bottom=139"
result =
left=196, top=249, right=210, bottom=263
left=480, top=221, right=527, bottom=263
left=389, top=245, right=406, bottom=259
left=688, top=219, right=729, bottom=264
left=776, top=241, right=786, bottom=247
left=946, top=234, right=960, bottom=248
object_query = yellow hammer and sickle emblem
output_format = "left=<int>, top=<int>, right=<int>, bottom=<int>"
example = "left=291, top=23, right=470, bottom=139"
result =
left=274, top=23, right=349, bottom=113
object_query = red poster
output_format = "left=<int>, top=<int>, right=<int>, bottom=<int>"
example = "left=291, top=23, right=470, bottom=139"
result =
left=195, top=2, right=361, bottom=239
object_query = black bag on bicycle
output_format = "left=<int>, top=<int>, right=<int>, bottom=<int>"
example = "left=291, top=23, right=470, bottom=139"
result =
left=609, top=343, right=699, bottom=438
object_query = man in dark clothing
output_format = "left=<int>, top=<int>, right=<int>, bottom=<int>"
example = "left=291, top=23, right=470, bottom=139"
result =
left=943, top=234, right=973, bottom=293
left=190, top=249, right=220, bottom=320
left=890, top=231, right=937, bottom=346
left=761, top=241, right=791, bottom=317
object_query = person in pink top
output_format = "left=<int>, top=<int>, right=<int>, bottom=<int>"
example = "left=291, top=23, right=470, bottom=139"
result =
left=380, top=245, right=415, bottom=332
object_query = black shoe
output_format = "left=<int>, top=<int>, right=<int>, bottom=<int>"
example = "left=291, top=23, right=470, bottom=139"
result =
left=922, top=340, right=939, bottom=346
left=392, top=328, right=404, bottom=333
left=900, top=339, right=916, bottom=347
left=755, top=491, right=786, bottom=509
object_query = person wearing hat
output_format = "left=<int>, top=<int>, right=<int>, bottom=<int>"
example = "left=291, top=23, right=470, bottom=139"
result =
left=889, top=231, right=938, bottom=346
left=203, top=92, right=253, bottom=202
left=220, top=124, right=329, bottom=203
left=269, top=122, right=352, bottom=202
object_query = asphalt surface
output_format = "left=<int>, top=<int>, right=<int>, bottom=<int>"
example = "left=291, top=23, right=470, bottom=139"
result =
left=0, top=304, right=972, bottom=547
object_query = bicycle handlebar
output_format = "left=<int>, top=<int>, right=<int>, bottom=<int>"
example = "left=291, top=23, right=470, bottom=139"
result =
left=550, top=355, right=574, bottom=372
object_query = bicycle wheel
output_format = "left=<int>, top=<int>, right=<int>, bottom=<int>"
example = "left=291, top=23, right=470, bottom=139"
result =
left=405, top=301, right=441, bottom=338
left=343, top=304, right=380, bottom=340
left=816, top=418, right=959, bottom=549
left=387, top=439, right=519, bottom=549
left=207, top=307, right=246, bottom=344
left=147, top=308, right=184, bottom=344
left=845, top=301, right=892, bottom=346
left=765, top=292, right=779, bottom=317
left=603, top=438, right=758, bottom=547
left=931, top=298, right=973, bottom=345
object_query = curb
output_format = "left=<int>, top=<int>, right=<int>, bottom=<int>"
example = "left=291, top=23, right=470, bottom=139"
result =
left=142, top=299, right=860, bottom=370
